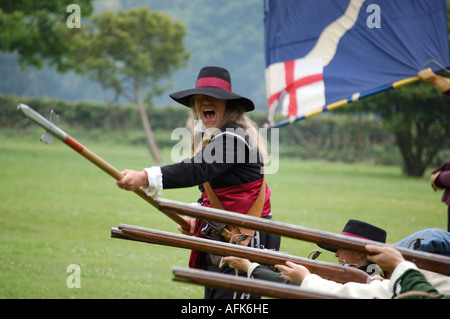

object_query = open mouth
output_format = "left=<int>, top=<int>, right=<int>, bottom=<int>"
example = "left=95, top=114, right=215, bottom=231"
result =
left=203, top=109, right=216, bottom=121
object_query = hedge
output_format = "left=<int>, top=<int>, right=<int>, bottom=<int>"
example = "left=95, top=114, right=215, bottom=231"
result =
left=0, top=93, right=401, bottom=164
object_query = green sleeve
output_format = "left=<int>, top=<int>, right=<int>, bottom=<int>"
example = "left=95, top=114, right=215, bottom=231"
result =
left=393, top=269, right=444, bottom=299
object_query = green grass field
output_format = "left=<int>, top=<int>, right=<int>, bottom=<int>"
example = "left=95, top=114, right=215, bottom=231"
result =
left=0, top=131, right=446, bottom=299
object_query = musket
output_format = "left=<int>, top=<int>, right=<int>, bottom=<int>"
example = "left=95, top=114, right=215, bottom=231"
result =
left=172, top=267, right=353, bottom=299
left=17, top=103, right=190, bottom=230
left=111, top=224, right=370, bottom=284
left=157, top=198, right=450, bottom=276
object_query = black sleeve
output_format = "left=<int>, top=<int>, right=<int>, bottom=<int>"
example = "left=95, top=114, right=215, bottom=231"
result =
left=251, top=265, right=300, bottom=286
left=161, top=132, right=249, bottom=189
left=435, top=171, right=450, bottom=189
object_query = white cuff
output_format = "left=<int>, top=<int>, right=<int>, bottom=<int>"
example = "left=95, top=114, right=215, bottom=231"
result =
left=388, top=261, right=418, bottom=294
left=247, top=263, right=260, bottom=278
left=142, top=166, right=163, bottom=199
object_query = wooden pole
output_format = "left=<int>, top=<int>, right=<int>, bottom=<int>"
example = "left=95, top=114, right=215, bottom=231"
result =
left=17, top=103, right=190, bottom=230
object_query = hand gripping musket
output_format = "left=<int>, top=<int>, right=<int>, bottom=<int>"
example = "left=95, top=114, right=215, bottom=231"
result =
left=17, top=103, right=190, bottom=230
left=156, top=198, right=450, bottom=276
left=172, top=267, right=353, bottom=299
left=111, top=224, right=370, bottom=284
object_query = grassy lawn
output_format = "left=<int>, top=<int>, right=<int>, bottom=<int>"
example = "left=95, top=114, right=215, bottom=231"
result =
left=0, top=131, right=446, bottom=298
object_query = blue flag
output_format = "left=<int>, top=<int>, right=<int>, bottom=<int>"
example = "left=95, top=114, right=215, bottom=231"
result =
left=264, top=0, right=450, bottom=126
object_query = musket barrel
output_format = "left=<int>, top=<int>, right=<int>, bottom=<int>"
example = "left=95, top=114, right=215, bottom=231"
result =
left=172, top=267, right=352, bottom=299
left=157, top=198, right=450, bottom=276
left=112, top=224, right=369, bottom=284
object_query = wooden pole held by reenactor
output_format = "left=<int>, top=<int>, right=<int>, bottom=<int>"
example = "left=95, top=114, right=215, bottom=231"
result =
left=17, top=103, right=190, bottom=230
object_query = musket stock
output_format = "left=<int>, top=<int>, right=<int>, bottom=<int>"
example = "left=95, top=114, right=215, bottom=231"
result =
left=17, top=103, right=190, bottom=230
left=157, top=198, right=450, bottom=276
left=172, top=267, right=352, bottom=299
left=111, top=224, right=370, bottom=284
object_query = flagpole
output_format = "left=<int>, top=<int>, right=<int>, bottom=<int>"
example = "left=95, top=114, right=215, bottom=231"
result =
left=268, top=76, right=420, bottom=129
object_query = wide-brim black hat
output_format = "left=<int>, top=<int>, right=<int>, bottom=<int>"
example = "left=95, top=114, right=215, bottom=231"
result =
left=319, top=219, right=387, bottom=253
left=169, top=66, right=255, bottom=112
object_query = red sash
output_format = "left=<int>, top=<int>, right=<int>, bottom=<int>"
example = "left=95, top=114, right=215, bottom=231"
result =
left=188, top=178, right=271, bottom=269
left=201, top=178, right=271, bottom=217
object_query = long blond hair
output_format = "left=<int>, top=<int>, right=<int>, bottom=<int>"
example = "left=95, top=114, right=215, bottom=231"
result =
left=186, top=100, right=267, bottom=161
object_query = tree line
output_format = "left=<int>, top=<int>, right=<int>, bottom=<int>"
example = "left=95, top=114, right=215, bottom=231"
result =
left=5, top=92, right=448, bottom=172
